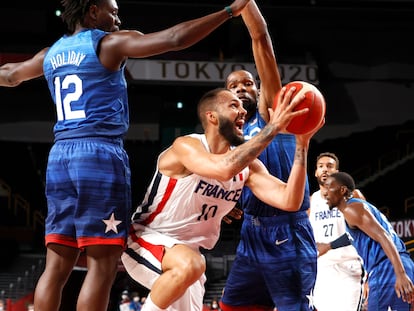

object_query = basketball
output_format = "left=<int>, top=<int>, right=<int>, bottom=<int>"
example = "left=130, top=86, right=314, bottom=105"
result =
left=273, top=81, right=326, bottom=135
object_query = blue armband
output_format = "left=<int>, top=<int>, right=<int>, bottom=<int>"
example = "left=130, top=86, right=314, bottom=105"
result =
left=330, top=233, right=353, bottom=249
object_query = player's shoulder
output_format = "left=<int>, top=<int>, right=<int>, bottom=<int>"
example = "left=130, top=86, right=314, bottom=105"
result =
left=310, top=190, right=321, bottom=200
left=170, top=134, right=206, bottom=155
left=352, top=189, right=366, bottom=200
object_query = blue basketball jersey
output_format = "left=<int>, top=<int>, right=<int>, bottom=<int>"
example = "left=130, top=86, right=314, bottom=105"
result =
left=221, top=110, right=317, bottom=311
left=241, top=111, right=310, bottom=216
left=43, top=29, right=129, bottom=141
left=346, top=198, right=414, bottom=310
left=346, top=198, right=410, bottom=273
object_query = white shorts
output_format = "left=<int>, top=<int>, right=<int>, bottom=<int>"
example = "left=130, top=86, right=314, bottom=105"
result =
left=121, top=224, right=206, bottom=311
left=313, top=258, right=364, bottom=311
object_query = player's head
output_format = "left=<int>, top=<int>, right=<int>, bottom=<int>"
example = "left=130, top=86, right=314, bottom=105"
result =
left=197, top=88, right=246, bottom=146
left=61, top=0, right=121, bottom=34
left=315, top=152, right=339, bottom=187
left=225, top=70, right=259, bottom=117
left=324, top=172, right=355, bottom=209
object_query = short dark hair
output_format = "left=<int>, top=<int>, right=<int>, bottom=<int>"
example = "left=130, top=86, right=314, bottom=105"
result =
left=316, top=152, right=339, bottom=169
left=197, top=88, right=228, bottom=129
left=330, top=172, right=355, bottom=192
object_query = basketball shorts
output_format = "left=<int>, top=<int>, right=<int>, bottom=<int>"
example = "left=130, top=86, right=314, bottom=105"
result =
left=45, top=137, right=131, bottom=249
left=313, top=258, right=364, bottom=311
left=221, top=211, right=317, bottom=311
left=122, top=224, right=206, bottom=311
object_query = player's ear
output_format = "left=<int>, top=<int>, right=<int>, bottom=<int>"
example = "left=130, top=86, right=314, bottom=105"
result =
left=89, top=4, right=99, bottom=23
left=206, top=111, right=218, bottom=124
left=340, top=185, right=348, bottom=196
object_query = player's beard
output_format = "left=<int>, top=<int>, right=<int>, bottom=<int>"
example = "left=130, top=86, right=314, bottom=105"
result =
left=317, top=176, right=325, bottom=186
left=218, top=116, right=244, bottom=146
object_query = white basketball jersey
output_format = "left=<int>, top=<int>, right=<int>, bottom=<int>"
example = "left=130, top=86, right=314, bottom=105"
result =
left=309, top=190, right=361, bottom=264
left=131, top=134, right=249, bottom=250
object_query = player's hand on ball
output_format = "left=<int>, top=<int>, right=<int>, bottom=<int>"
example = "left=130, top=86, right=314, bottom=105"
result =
left=267, top=85, right=308, bottom=134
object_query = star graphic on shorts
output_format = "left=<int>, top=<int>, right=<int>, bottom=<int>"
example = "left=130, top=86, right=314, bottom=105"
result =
left=306, top=289, right=315, bottom=309
left=102, top=213, right=122, bottom=234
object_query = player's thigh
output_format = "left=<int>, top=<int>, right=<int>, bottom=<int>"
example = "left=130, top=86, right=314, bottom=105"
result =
left=221, top=256, right=273, bottom=307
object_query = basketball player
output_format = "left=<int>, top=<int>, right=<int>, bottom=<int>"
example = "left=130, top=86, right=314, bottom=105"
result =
left=308, top=152, right=365, bottom=311
left=220, top=1, right=317, bottom=310
left=121, top=87, right=324, bottom=311
left=323, top=172, right=414, bottom=311
left=0, top=0, right=252, bottom=310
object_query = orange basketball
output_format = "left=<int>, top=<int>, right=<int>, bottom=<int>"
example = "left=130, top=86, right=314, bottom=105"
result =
left=273, top=81, right=326, bottom=134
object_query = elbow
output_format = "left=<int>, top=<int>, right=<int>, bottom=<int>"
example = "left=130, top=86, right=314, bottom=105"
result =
left=7, top=77, right=22, bottom=87
left=270, top=199, right=301, bottom=212
left=216, top=171, right=236, bottom=182
left=286, top=206, right=301, bottom=212
left=251, top=29, right=271, bottom=42
left=169, top=38, right=184, bottom=50
left=167, top=27, right=191, bottom=50
left=214, top=166, right=241, bottom=182
left=2, top=71, right=22, bottom=87
left=285, top=199, right=302, bottom=212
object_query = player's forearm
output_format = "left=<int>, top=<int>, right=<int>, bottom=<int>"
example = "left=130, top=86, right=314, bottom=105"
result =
left=0, top=48, right=46, bottom=87
left=221, top=124, right=279, bottom=179
left=244, top=1, right=281, bottom=114
left=282, top=145, right=307, bottom=210
left=167, top=8, right=234, bottom=51
left=241, top=0, right=267, bottom=39
left=380, top=235, right=407, bottom=276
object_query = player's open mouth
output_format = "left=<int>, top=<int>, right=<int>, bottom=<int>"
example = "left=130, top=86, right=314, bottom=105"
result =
left=235, top=120, right=244, bottom=134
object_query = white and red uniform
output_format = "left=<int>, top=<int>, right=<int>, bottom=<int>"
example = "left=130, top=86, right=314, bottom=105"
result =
left=122, top=134, right=249, bottom=311
left=309, top=190, right=364, bottom=311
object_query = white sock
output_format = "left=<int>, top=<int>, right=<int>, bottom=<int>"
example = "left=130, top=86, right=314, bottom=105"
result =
left=141, top=294, right=166, bottom=311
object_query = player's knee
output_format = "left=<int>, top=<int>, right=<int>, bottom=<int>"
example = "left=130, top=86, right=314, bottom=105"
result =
left=172, top=255, right=206, bottom=285
left=184, top=254, right=205, bottom=279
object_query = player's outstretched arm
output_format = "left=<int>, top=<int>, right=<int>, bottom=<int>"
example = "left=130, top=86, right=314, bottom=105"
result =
left=107, top=0, right=251, bottom=60
left=241, top=0, right=281, bottom=120
left=0, top=48, right=48, bottom=87
left=344, top=201, right=414, bottom=303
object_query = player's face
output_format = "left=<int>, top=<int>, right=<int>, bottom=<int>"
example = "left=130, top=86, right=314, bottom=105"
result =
left=95, top=0, right=121, bottom=32
left=217, top=92, right=246, bottom=146
left=323, top=177, right=343, bottom=209
left=226, top=70, right=259, bottom=115
left=315, top=156, right=338, bottom=186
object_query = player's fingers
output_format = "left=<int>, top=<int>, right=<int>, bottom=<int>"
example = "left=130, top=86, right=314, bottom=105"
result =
left=404, top=286, right=414, bottom=303
left=222, top=216, right=232, bottom=224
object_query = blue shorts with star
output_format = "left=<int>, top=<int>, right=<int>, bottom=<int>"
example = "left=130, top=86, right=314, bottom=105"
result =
left=45, top=137, right=131, bottom=249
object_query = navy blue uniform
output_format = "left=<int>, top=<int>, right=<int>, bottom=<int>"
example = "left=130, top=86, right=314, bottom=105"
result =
left=221, top=111, right=317, bottom=311
left=43, top=29, right=131, bottom=248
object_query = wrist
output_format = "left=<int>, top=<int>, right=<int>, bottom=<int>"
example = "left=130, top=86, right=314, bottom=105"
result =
left=330, top=233, right=352, bottom=249
left=224, top=6, right=233, bottom=18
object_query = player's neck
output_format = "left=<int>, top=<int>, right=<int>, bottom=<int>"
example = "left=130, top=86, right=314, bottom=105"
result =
left=318, top=186, right=326, bottom=198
